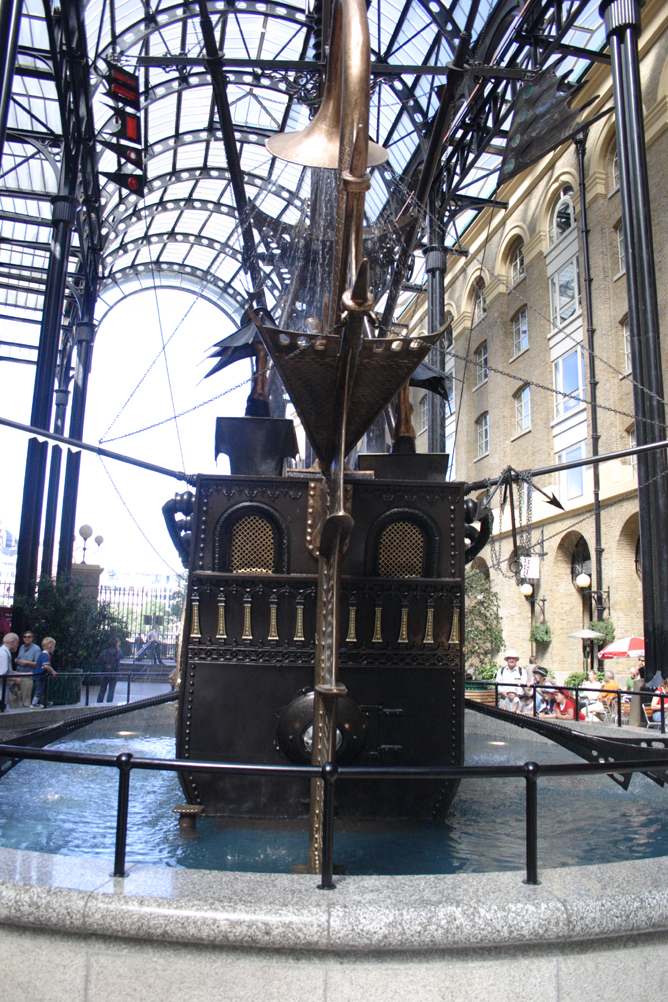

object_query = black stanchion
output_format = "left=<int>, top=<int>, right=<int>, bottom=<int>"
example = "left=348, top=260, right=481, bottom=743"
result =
left=85, top=673, right=90, bottom=706
left=524, top=761, right=540, bottom=885
left=1, top=673, right=6, bottom=712
left=43, top=675, right=48, bottom=709
left=617, top=692, right=622, bottom=728
left=318, top=761, right=338, bottom=891
left=113, top=752, right=133, bottom=878
left=126, top=673, right=132, bottom=705
left=661, top=694, right=665, bottom=735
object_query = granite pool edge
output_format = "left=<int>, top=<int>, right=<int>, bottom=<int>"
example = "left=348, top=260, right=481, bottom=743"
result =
left=0, top=847, right=667, bottom=953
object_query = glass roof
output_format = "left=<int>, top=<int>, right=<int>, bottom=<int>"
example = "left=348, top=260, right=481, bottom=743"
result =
left=0, top=0, right=609, bottom=345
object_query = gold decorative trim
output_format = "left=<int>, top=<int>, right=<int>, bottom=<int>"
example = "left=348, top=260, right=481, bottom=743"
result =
left=398, top=605, right=409, bottom=644
left=372, top=605, right=383, bottom=643
left=423, top=605, right=435, bottom=645
left=268, top=599, right=279, bottom=642
left=242, top=596, right=253, bottom=641
left=294, top=601, right=305, bottom=642
left=346, top=605, right=357, bottom=643
left=449, top=607, right=460, bottom=646
left=190, top=599, right=201, bottom=640
left=216, top=596, right=227, bottom=640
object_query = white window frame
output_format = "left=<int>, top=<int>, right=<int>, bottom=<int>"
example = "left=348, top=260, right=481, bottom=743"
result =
left=554, top=346, right=586, bottom=419
left=558, top=440, right=588, bottom=500
left=615, top=223, right=625, bottom=274
left=550, top=255, right=581, bottom=328
left=472, top=281, right=487, bottom=325
left=628, top=426, right=637, bottom=476
left=511, top=243, right=525, bottom=284
left=512, top=308, right=529, bottom=356
left=476, top=412, right=489, bottom=458
left=549, top=184, right=576, bottom=246
left=611, top=147, right=619, bottom=191
left=622, top=317, right=631, bottom=373
left=418, top=393, right=428, bottom=433
left=475, top=341, right=488, bottom=386
left=514, top=385, right=531, bottom=436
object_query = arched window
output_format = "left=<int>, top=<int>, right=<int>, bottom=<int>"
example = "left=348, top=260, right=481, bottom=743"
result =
left=510, top=242, right=525, bottom=284
left=476, top=412, right=489, bottom=457
left=475, top=341, right=488, bottom=386
left=571, top=536, right=592, bottom=585
left=472, top=278, right=487, bottom=324
left=378, top=521, right=425, bottom=577
left=549, top=184, right=575, bottom=245
left=514, top=385, right=531, bottom=435
left=214, top=503, right=289, bottom=573
left=610, top=144, right=620, bottom=191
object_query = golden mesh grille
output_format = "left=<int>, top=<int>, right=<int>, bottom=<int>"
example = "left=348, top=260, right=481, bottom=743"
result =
left=230, top=516, right=275, bottom=573
left=378, top=521, right=424, bottom=577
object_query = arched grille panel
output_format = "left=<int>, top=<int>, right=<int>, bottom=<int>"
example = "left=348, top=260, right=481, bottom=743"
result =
left=230, top=516, right=275, bottom=573
left=378, top=521, right=424, bottom=577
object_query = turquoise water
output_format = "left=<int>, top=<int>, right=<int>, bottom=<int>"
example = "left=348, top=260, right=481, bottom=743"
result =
left=0, top=727, right=666, bottom=874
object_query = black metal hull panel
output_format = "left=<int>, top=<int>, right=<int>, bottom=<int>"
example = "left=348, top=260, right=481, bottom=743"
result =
left=176, top=473, right=466, bottom=820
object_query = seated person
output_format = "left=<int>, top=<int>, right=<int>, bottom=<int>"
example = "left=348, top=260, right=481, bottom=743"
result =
left=520, top=667, right=548, bottom=714
left=504, top=690, right=522, bottom=713
left=544, top=688, right=585, bottom=721
left=599, top=669, right=621, bottom=718
left=650, top=685, right=667, bottom=724
left=538, top=673, right=558, bottom=715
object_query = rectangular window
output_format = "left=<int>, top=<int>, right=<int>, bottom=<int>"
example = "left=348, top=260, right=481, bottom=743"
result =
left=445, top=426, right=455, bottom=480
left=476, top=413, right=489, bottom=457
left=554, top=347, right=586, bottom=418
left=418, top=394, right=428, bottom=433
left=616, top=224, right=625, bottom=273
left=623, top=318, right=631, bottom=373
left=550, top=256, right=581, bottom=327
left=629, top=426, right=637, bottom=477
left=513, top=309, right=529, bottom=356
left=475, top=342, right=488, bottom=386
left=515, top=385, right=531, bottom=435
left=559, top=441, right=588, bottom=499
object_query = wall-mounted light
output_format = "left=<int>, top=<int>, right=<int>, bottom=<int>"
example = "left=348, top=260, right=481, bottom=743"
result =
left=520, top=582, right=533, bottom=597
left=575, top=572, right=591, bottom=589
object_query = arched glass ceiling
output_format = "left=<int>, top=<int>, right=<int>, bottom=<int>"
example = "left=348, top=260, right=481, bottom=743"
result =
left=0, top=0, right=608, bottom=346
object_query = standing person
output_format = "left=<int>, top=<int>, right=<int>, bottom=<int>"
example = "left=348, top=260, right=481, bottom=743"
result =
left=0, top=633, right=18, bottom=711
left=146, top=626, right=162, bottom=665
left=97, top=638, right=122, bottom=703
left=32, top=638, right=57, bottom=708
left=495, top=650, right=526, bottom=711
left=11, top=630, right=40, bottom=709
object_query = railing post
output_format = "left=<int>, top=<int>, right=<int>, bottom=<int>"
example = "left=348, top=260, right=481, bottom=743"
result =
left=0, top=673, right=6, bottom=711
left=532, top=685, right=537, bottom=716
left=495, top=682, right=499, bottom=707
left=43, top=675, right=49, bottom=709
left=524, top=761, right=540, bottom=885
left=574, top=687, right=579, bottom=721
left=318, top=761, right=338, bottom=890
left=113, top=752, right=133, bottom=878
left=127, top=672, right=131, bottom=705
left=85, top=672, right=90, bottom=706
left=661, top=693, right=666, bottom=735
left=617, top=691, right=622, bottom=728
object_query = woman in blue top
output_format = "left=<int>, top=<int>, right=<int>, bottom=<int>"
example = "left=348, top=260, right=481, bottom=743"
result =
left=32, top=637, right=57, bottom=708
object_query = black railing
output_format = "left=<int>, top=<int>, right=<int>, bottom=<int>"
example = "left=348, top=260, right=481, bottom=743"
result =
left=0, top=671, right=171, bottom=711
left=466, top=681, right=666, bottom=732
left=1, top=741, right=667, bottom=889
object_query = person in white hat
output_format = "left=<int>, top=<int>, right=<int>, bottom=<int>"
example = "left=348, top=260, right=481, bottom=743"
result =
left=495, top=650, right=527, bottom=712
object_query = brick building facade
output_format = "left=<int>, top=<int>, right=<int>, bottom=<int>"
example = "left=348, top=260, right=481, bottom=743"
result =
left=364, top=0, right=668, bottom=678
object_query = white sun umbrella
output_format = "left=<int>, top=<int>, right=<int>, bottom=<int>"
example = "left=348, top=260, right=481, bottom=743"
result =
left=568, top=629, right=606, bottom=675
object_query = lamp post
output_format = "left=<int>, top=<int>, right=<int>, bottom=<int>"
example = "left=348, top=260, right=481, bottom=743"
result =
left=79, top=524, right=93, bottom=564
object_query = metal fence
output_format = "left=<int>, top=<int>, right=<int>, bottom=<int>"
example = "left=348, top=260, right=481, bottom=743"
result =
left=466, top=681, right=666, bottom=731
left=1, top=740, right=667, bottom=888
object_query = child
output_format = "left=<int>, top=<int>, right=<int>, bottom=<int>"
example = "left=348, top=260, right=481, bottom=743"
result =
left=32, top=637, right=57, bottom=708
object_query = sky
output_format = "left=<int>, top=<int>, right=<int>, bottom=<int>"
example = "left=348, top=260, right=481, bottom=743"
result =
left=1, top=289, right=256, bottom=584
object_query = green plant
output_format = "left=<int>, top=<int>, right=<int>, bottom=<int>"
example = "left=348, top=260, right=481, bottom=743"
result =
left=530, top=623, right=552, bottom=646
left=588, top=620, right=615, bottom=647
left=474, top=662, right=499, bottom=681
left=464, top=569, right=504, bottom=671
left=564, top=669, right=603, bottom=687
left=13, top=577, right=128, bottom=672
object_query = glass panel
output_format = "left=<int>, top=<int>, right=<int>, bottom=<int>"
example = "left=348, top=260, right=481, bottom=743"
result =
left=513, top=309, right=528, bottom=354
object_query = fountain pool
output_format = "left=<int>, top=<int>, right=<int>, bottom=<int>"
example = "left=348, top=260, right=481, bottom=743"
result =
left=0, top=719, right=666, bottom=875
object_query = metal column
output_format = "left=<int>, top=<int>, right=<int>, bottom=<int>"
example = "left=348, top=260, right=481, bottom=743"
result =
left=425, top=202, right=447, bottom=453
left=574, top=132, right=605, bottom=622
left=56, top=320, right=96, bottom=583
left=600, top=0, right=668, bottom=675
left=13, top=195, right=79, bottom=599
left=41, top=366, right=72, bottom=579
left=0, top=0, right=21, bottom=164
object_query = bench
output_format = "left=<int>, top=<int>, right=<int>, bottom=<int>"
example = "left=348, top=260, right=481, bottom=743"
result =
left=466, top=688, right=497, bottom=706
